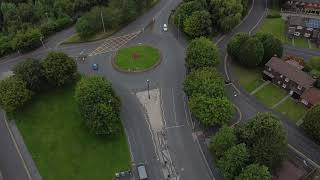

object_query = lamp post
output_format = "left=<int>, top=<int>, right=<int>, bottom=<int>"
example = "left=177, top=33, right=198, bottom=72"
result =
left=147, top=79, right=150, bottom=99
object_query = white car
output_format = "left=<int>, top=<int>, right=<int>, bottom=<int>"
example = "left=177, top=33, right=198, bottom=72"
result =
left=163, top=24, right=168, bottom=32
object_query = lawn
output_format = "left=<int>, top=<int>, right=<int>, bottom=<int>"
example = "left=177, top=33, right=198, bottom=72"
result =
left=254, top=83, right=288, bottom=108
left=63, top=30, right=116, bottom=44
left=231, top=62, right=265, bottom=92
left=258, top=16, right=318, bottom=49
left=276, top=98, right=307, bottom=123
left=14, top=86, right=131, bottom=180
left=114, top=45, right=160, bottom=71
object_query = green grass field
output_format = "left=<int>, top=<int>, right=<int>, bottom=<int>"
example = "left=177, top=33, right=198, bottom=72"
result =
left=276, top=98, right=307, bottom=123
left=232, top=62, right=265, bottom=92
left=258, top=16, right=317, bottom=49
left=14, top=86, right=131, bottom=180
left=254, top=83, right=288, bottom=108
left=115, top=45, right=160, bottom=71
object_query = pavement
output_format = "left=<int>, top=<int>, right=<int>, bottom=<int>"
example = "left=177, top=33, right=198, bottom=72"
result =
left=1, top=0, right=320, bottom=180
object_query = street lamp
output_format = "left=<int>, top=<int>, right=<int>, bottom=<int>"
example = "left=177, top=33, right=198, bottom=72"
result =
left=147, top=79, right=150, bottom=99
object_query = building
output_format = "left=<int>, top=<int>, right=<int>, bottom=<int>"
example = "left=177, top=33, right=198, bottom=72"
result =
left=263, top=57, right=320, bottom=107
left=284, top=0, right=320, bottom=14
left=287, top=16, right=320, bottom=40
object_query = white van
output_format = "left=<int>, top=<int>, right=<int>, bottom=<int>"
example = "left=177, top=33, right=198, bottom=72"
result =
left=137, top=163, right=148, bottom=180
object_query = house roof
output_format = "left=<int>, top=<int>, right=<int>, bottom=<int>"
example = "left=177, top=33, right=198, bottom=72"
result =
left=265, top=57, right=316, bottom=88
left=288, top=16, right=306, bottom=27
left=301, top=87, right=320, bottom=105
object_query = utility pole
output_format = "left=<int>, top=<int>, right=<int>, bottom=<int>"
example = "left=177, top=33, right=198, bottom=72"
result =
left=147, top=79, right=150, bottom=99
left=100, top=11, right=106, bottom=33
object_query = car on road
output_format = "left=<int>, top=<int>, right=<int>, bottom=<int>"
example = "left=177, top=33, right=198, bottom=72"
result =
left=137, top=163, right=148, bottom=180
left=92, top=63, right=98, bottom=70
left=163, top=24, right=168, bottom=32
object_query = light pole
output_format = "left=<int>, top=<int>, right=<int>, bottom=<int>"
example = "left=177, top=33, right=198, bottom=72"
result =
left=40, top=35, right=45, bottom=48
left=147, top=79, right=150, bottom=99
left=100, top=10, right=106, bottom=33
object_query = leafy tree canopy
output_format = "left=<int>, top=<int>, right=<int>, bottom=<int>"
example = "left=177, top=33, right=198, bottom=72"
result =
left=209, top=125, right=237, bottom=158
left=183, top=10, right=212, bottom=38
left=235, top=164, right=272, bottom=180
left=302, top=105, right=320, bottom=144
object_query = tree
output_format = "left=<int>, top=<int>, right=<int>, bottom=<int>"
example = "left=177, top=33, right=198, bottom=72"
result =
left=43, top=52, right=77, bottom=87
left=173, top=1, right=204, bottom=29
left=75, top=76, right=121, bottom=135
left=184, top=67, right=225, bottom=98
left=183, top=10, right=212, bottom=38
left=0, top=76, right=32, bottom=113
left=209, top=0, right=243, bottom=32
left=237, top=37, right=264, bottom=67
left=11, top=28, right=42, bottom=52
left=237, top=113, right=287, bottom=170
left=305, top=56, right=320, bottom=72
left=301, top=105, right=320, bottom=143
left=189, top=95, right=234, bottom=127
left=209, top=126, right=237, bottom=158
left=227, top=33, right=250, bottom=60
left=186, top=37, right=219, bottom=71
left=235, top=164, right=272, bottom=180
left=13, top=58, right=46, bottom=92
left=255, top=33, right=283, bottom=65
left=88, top=103, right=121, bottom=135
left=217, top=143, right=249, bottom=179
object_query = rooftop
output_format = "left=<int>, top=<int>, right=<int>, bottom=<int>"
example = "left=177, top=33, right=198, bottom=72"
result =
left=301, top=87, right=320, bottom=105
left=265, top=57, right=316, bottom=88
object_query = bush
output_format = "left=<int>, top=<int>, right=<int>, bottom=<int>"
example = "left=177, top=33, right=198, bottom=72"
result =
left=209, top=126, right=237, bottom=158
left=54, top=17, right=73, bottom=31
left=75, top=76, right=121, bottom=136
left=255, top=33, right=283, bottom=65
left=186, top=37, right=219, bottom=71
left=13, top=58, right=47, bottom=92
left=301, top=105, right=320, bottom=143
left=267, top=11, right=281, bottom=18
left=0, top=34, right=12, bottom=57
left=173, top=1, right=204, bottom=29
left=0, top=76, right=33, bottom=113
left=227, top=33, right=250, bottom=60
left=237, top=37, right=264, bottom=67
left=189, top=95, right=234, bottom=127
left=183, top=10, right=212, bottom=38
left=217, top=143, right=249, bottom=179
left=11, top=28, right=41, bottom=52
left=43, top=52, right=77, bottom=87
left=184, top=67, right=225, bottom=98
left=305, top=56, right=320, bottom=72
left=235, top=164, right=272, bottom=180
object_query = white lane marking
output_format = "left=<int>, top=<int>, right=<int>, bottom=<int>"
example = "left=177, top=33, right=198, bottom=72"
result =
left=160, top=88, right=167, bottom=127
left=3, top=112, right=32, bottom=180
left=194, top=134, right=215, bottom=180
left=165, top=125, right=185, bottom=130
left=171, top=88, right=178, bottom=126
left=123, top=127, right=135, bottom=162
left=182, top=93, right=191, bottom=127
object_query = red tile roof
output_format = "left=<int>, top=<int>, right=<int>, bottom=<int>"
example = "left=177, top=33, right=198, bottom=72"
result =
left=266, top=57, right=316, bottom=88
left=301, top=87, right=320, bottom=105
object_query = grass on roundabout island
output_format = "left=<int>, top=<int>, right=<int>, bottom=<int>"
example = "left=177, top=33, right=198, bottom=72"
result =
left=114, top=45, right=160, bottom=72
left=14, top=85, right=131, bottom=180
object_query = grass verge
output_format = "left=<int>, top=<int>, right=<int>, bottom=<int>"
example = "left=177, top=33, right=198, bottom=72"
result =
left=231, top=62, right=265, bottom=92
left=14, top=85, right=131, bottom=180
left=254, top=83, right=288, bottom=108
left=63, top=30, right=116, bottom=44
left=114, top=45, right=160, bottom=71
left=275, top=98, right=307, bottom=123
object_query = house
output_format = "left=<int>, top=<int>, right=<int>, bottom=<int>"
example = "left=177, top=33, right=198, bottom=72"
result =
left=284, top=0, right=320, bottom=14
left=301, top=87, right=320, bottom=107
left=287, top=16, right=319, bottom=38
left=263, top=57, right=320, bottom=107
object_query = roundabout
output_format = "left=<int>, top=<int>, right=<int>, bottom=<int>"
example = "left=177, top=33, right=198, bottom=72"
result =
left=113, top=45, right=161, bottom=73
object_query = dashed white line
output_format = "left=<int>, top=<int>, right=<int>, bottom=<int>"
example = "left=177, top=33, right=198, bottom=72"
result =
left=171, top=88, right=178, bottom=126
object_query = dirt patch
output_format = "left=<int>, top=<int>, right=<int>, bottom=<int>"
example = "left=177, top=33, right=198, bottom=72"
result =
left=132, top=52, right=140, bottom=60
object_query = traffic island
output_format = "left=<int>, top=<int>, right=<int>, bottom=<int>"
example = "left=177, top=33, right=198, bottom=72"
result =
left=112, top=45, right=161, bottom=73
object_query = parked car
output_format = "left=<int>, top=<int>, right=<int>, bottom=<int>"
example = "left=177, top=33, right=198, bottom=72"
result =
left=137, top=163, right=148, bottom=180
